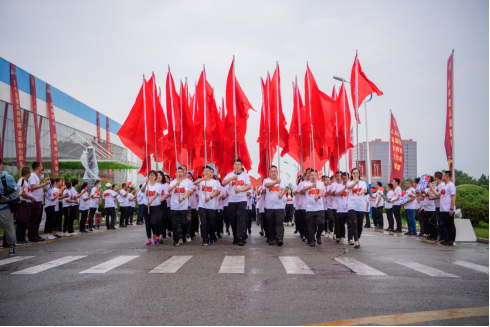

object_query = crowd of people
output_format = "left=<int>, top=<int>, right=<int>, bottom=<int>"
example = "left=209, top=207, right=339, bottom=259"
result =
left=0, top=157, right=457, bottom=257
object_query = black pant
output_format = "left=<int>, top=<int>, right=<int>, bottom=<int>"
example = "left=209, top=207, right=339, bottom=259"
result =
left=79, top=209, right=89, bottom=232
left=424, top=210, right=438, bottom=239
left=376, top=207, right=383, bottom=228
left=88, top=207, right=97, bottom=229
left=441, top=212, right=456, bottom=243
left=144, top=205, right=159, bottom=238
left=305, top=211, right=324, bottom=243
left=119, top=206, right=128, bottom=225
left=365, top=212, right=371, bottom=227
left=326, top=209, right=335, bottom=233
left=285, top=204, right=294, bottom=223
left=266, top=209, right=285, bottom=243
left=105, top=207, right=117, bottom=229
left=44, top=205, right=56, bottom=234
left=223, top=206, right=230, bottom=229
left=335, top=211, right=347, bottom=239
left=228, top=201, right=248, bottom=242
left=198, top=208, right=216, bottom=243
left=215, top=210, right=224, bottom=235
left=158, top=202, right=167, bottom=236
left=191, top=208, right=199, bottom=236
left=416, top=209, right=423, bottom=234
left=261, top=210, right=268, bottom=237
left=295, top=209, right=307, bottom=238
left=386, top=208, right=394, bottom=229
left=347, top=210, right=364, bottom=242
left=56, top=202, right=63, bottom=231
left=393, top=205, right=402, bottom=230
left=62, top=207, right=70, bottom=233
left=171, top=210, right=188, bottom=244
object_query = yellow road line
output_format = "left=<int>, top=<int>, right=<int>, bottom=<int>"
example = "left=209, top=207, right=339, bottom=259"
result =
left=305, top=306, right=489, bottom=326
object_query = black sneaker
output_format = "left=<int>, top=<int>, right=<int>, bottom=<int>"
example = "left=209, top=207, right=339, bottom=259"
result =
left=233, top=240, right=238, bottom=245
left=268, top=241, right=275, bottom=245
left=317, top=239, right=322, bottom=245
left=248, top=228, right=252, bottom=234
left=394, top=229, right=402, bottom=233
left=168, top=232, right=172, bottom=237
left=309, top=242, right=316, bottom=247
left=173, top=243, right=179, bottom=246
left=217, top=234, right=222, bottom=239
left=294, top=230, right=299, bottom=234
left=238, top=241, right=244, bottom=246
left=209, top=239, right=214, bottom=245
left=158, top=239, right=163, bottom=244
left=259, top=231, right=264, bottom=236
left=277, top=240, right=283, bottom=246
left=8, top=246, right=16, bottom=256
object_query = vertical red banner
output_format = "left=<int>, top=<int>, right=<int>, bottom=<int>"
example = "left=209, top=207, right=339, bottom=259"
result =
left=22, top=110, right=29, bottom=151
left=445, top=52, right=454, bottom=180
left=357, top=160, right=366, bottom=179
left=106, top=117, right=113, bottom=176
left=389, top=112, right=404, bottom=182
left=29, top=75, right=42, bottom=163
left=348, top=127, right=353, bottom=172
left=96, top=112, right=101, bottom=154
left=371, top=160, right=382, bottom=178
left=46, top=84, right=59, bottom=175
left=9, top=64, right=26, bottom=170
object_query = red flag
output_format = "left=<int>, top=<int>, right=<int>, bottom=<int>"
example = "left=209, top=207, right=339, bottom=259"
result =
left=445, top=51, right=454, bottom=180
left=165, top=69, right=181, bottom=161
left=138, top=154, right=152, bottom=176
left=350, top=53, right=384, bottom=123
left=287, top=79, right=309, bottom=172
left=269, top=64, right=290, bottom=157
left=389, top=112, right=404, bottom=182
left=148, top=73, right=168, bottom=134
left=348, top=127, right=353, bottom=172
left=337, top=81, right=353, bottom=156
left=179, top=81, right=195, bottom=151
left=195, top=70, right=220, bottom=145
left=223, top=57, right=255, bottom=172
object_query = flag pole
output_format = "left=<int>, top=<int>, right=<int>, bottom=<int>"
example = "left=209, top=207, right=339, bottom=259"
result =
left=203, top=66, right=207, bottom=168
left=233, top=55, right=237, bottom=162
left=158, top=86, right=165, bottom=174
left=336, top=111, right=340, bottom=172
left=143, top=74, right=150, bottom=214
left=342, top=81, right=349, bottom=172
left=276, top=62, right=280, bottom=179
left=152, top=72, right=158, bottom=171
left=364, top=101, right=372, bottom=189
left=267, top=71, right=272, bottom=171
left=355, top=51, right=359, bottom=171
left=307, top=62, right=315, bottom=171
left=168, top=66, right=179, bottom=181
left=261, top=78, right=269, bottom=176
left=295, top=77, right=304, bottom=175
left=179, top=81, right=184, bottom=166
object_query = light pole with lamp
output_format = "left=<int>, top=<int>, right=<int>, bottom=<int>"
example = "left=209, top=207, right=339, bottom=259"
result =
left=280, top=171, right=291, bottom=185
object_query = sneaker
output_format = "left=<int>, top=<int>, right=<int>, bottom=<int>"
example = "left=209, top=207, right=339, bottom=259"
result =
left=336, top=238, right=340, bottom=243
left=146, top=240, right=152, bottom=246
left=293, top=230, right=299, bottom=234
left=201, top=242, right=208, bottom=246
left=340, top=238, right=345, bottom=242
left=69, top=232, right=78, bottom=236
left=158, top=239, right=163, bottom=244
left=259, top=231, right=264, bottom=236
left=173, top=242, right=179, bottom=246
left=153, top=235, right=158, bottom=245
left=47, top=234, right=57, bottom=240
left=209, top=239, right=214, bottom=245
left=354, top=243, right=360, bottom=249
left=348, top=240, right=355, bottom=245
left=8, top=246, right=16, bottom=256
left=248, top=228, right=252, bottom=234
left=309, top=242, right=316, bottom=247
left=186, top=236, right=191, bottom=243
left=178, top=238, right=183, bottom=244
left=277, top=240, right=283, bottom=246
left=317, top=239, right=322, bottom=245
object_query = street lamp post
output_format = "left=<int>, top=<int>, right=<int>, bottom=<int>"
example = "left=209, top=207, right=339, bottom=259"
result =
left=284, top=161, right=299, bottom=172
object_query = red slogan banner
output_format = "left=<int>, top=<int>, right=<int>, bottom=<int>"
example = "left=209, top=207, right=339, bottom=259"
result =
left=46, top=84, right=59, bottom=175
left=371, top=160, right=382, bottom=178
left=29, top=75, right=42, bottom=163
left=356, top=160, right=367, bottom=179
left=445, top=52, right=454, bottom=180
left=9, top=64, right=26, bottom=170
left=389, top=112, right=404, bottom=182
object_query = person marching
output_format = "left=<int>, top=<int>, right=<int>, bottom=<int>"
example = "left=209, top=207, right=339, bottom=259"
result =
left=118, top=183, right=130, bottom=228
left=263, top=165, right=287, bottom=246
left=141, top=171, right=163, bottom=245
left=194, top=166, right=221, bottom=246
left=374, top=182, right=384, bottom=230
left=88, top=180, right=101, bottom=231
left=222, top=159, right=252, bottom=246
left=44, top=178, right=63, bottom=239
left=303, top=170, right=325, bottom=246
left=127, top=187, right=136, bottom=225
left=296, top=169, right=310, bottom=241
left=335, top=172, right=349, bottom=243
left=323, top=176, right=333, bottom=238
left=168, top=166, right=192, bottom=246
left=384, top=183, right=394, bottom=232
left=346, top=168, right=366, bottom=249
left=387, top=178, right=403, bottom=233
left=214, top=175, right=224, bottom=239
left=78, top=182, right=90, bottom=234
left=103, top=183, right=120, bottom=231
left=156, top=171, right=169, bottom=243
left=187, top=172, right=199, bottom=240
left=285, top=188, right=294, bottom=227
left=329, top=172, right=341, bottom=240
left=16, top=167, right=36, bottom=243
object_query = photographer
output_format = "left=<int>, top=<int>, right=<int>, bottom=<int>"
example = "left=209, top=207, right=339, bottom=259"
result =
left=0, top=158, right=19, bottom=256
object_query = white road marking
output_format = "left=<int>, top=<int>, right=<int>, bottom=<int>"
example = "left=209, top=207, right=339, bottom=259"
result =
left=219, top=256, right=245, bottom=274
left=0, top=256, right=34, bottom=267
left=80, top=256, right=138, bottom=274
left=335, top=257, right=386, bottom=276
left=12, top=256, right=86, bottom=274
left=391, top=258, right=458, bottom=277
left=279, top=256, right=314, bottom=275
left=149, top=256, right=193, bottom=273
left=452, top=260, right=489, bottom=274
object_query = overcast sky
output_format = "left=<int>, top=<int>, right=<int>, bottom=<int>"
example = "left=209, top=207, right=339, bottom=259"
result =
left=1, top=0, right=488, bottom=183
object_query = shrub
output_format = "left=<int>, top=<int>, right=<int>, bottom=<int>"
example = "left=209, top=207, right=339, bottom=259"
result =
left=456, top=184, right=489, bottom=226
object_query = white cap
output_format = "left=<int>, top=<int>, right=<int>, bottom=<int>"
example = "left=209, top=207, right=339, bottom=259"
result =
left=106, top=183, right=112, bottom=188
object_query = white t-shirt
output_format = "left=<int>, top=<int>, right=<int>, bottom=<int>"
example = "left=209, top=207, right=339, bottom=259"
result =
left=286, top=196, right=294, bottom=205
left=159, top=183, right=169, bottom=205
left=103, top=189, right=117, bottom=208
left=435, top=182, right=445, bottom=208
left=17, top=178, right=32, bottom=202
left=385, top=190, right=394, bottom=209
left=394, top=186, right=402, bottom=206
left=119, top=189, right=129, bottom=207
left=129, top=193, right=136, bottom=207
left=197, top=179, right=220, bottom=210
left=47, top=187, right=60, bottom=210
left=404, top=188, right=417, bottom=210
left=62, top=189, right=71, bottom=207
left=347, top=180, right=367, bottom=212
left=263, top=178, right=287, bottom=210
left=217, top=186, right=224, bottom=210
left=329, top=181, right=338, bottom=210
left=70, top=188, right=78, bottom=207
left=28, top=173, right=43, bottom=202
left=169, top=179, right=191, bottom=211
left=336, top=183, right=349, bottom=213
left=370, top=193, right=377, bottom=208
left=323, top=184, right=330, bottom=210
left=296, top=181, right=305, bottom=210
left=304, top=181, right=325, bottom=212
left=137, top=190, right=147, bottom=206
left=145, top=183, right=162, bottom=207
left=79, top=192, right=90, bottom=211
left=364, top=194, right=371, bottom=212
left=225, top=172, right=251, bottom=203
left=258, top=186, right=265, bottom=213
left=222, top=184, right=229, bottom=207
left=440, top=182, right=456, bottom=212
left=423, top=188, right=436, bottom=211
left=377, top=190, right=385, bottom=207
left=90, top=187, right=100, bottom=208
left=189, top=185, right=199, bottom=209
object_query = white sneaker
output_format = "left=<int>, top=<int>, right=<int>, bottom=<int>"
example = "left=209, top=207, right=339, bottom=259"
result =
left=178, top=238, right=183, bottom=244
left=340, top=237, right=344, bottom=242
left=46, top=234, right=56, bottom=240
left=348, top=240, right=354, bottom=245
left=186, top=236, right=191, bottom=243
left=69, top=232, right=78, bottom=236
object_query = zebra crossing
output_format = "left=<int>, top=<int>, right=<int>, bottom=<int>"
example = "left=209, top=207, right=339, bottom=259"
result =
left=1, top=255, right=488, bottom=277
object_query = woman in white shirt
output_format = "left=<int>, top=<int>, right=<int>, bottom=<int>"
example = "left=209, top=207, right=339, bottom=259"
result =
left=78, top=182, right=91, bottom=234
left=44, top=178, right=63, bottom=239
left=384, top=183, right=395, bottom=231
left=346, top=168, right=366, bottom=248
left=140, top=170, right=162, bottom=246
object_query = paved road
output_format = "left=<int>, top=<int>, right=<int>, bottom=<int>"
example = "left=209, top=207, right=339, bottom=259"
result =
left=0, top=223, right=488, bottom=325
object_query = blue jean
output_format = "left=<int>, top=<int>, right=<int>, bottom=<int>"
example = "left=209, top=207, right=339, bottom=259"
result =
left=137, top=205, right=144, bottom=223
left=405, top=209, right=416, bottom=233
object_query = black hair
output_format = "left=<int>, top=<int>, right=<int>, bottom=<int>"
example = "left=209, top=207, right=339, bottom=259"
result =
left=434, top=171, right=443, bottom=180
left=95, top=179, right=101, bottom=185
left=387, top=183, right=393, bottom=190
left=177, top=166, right=184, bottom=171
left=444, top=170, right=452, bottom=178
left=393, top=178, right=400, bottom=185
left=21, top=167, right=30, bottom=176
left=122, top=183, right=127, bottom=188
left=269, top=165, right=277, bottom=170
left=376, top=181, right=382, bottom=187
left=71, top=178, right=79, bottom=187
left=149, top=170, right=158, bottom=176
left=234, top=159, right=242, bottom=164
left=65, top=181, right=72, bottom=189
left=139, top=184, right=143, bottom=189
left=32, top=161, right=41, bottom=171
left=414, top=178, right=420, bottom=184
left=81, top=182, right=89, bottom=190
left=350, top=168, right=358, bottom=181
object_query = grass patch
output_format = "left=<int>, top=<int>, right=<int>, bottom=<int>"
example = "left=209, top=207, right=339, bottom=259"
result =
left=474, top=222, right=489, bottom=239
